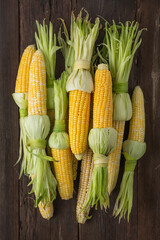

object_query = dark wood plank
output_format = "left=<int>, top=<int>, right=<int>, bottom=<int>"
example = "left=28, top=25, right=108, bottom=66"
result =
left=0, top=0, right=19, bottom=240
left=137, top=1, right=160, bottom=240
left=77, top=1, right=138, bottom=240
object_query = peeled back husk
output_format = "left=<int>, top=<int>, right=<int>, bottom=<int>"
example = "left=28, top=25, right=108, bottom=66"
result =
left=12, top=92, right=31, bottom=176
left=113, top=140, right=146, bottom=221
left=89, top=128, right=117, bottom=156
left=49, top=132, right=69, bottom=149
left=24, top=115, right=57, bottom=206
left=66, top=68, right=93, bottom=93
left=113, top=93, right=132, bottom=121
left=123, top=140, right=146, bottom=160
left=84, top=128, right=117, bottom=210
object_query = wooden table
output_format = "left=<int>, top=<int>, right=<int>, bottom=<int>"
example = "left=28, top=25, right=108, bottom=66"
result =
left=0, top=0, right=159, bottom=239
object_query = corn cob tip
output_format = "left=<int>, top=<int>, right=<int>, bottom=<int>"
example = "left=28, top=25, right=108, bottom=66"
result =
left=134, top=85, right=141, bottom=92
left=27, top=44, right=36, bottom=50
left=98, top=63, right=108, bottom=70
left=75, top=152, right=84, bottom=160
left=33, top=49, right=43, bottom=57
left=38, top=202, right=54, bottom=220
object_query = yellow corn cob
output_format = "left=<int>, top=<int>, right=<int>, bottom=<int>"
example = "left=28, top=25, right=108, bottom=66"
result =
left=113, top=86, right=146, bottom=221
left=30, top=175, right=53, bottom=220
left=28, top=50, right=47, bottom=116
left=38, top=201, right=54, bottom=220
left=83, top=64, right=117, bottom=211
left=72, top=154, right=78, bottom=181
left=76, top=148, right=93, bottom=223
left=28, top=51, right=54, bottom=219
left=15, top=45, right=36, bottom=93
left=108, top=121, right=125, bottom=194
left=69, top=90, right=91, bottom=157
left=51, top=148, right=73, bottom=199
left=128, top=86, right=145, bottom=142
left=93, top=64, right=112, bottom=128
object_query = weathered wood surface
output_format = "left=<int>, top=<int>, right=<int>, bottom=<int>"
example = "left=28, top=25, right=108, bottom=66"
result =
left=0, top=0, right=159, bottom=239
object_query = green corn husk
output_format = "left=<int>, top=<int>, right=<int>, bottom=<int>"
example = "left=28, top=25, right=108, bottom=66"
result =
left=66, top=10, right=100, bottom=93
left=102, top=21, right=146, bottom=121
left=113, top=140, right=146, bottom=221
left=35, top=20, right=61, bottom=110
left=58, top=13, right=75, bottom=75
left=12, top=92, right=31, bottom=177
left=24, top=115, right=57, bottom=206
left=84, top=128, right=117, bottom=210
left=49, top=71, right=69, bottom=149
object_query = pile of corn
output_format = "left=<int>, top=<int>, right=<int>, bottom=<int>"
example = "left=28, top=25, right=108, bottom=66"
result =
left=12, top=9, right=146, bottom=222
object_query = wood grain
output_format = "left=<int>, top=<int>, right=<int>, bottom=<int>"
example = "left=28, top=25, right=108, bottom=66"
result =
left=0, top=0, right=19, bottom=240
left=137, top=0, right=160, bottom=240
left=0, top=0, right=159, bottom=239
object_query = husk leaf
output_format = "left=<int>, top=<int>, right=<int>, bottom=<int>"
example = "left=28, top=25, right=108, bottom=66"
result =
left=102, top=21, right=146, bottom=120
left=12, top=93, right=31, bottom=176
left=113, top=140, right=146, bottom=221
left=35, top=20, right=61, bottom=109
left=84, top=128, right=117, bottom=210
left=24, top=115, right=57, bottom=206
left=49, top=71, right=69, bottom=149
left=66, top=10, right=100, bottom=92
left=123, top=140, right=146, bottom=160
left=58, top=13, right=75, bottom=75
left=113, top=93, right=132, bottom=121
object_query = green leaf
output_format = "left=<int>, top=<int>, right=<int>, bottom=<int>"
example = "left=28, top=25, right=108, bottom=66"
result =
left=35, top=20, right=61, bottom=86
left=58, top=13, right=75, bottom=75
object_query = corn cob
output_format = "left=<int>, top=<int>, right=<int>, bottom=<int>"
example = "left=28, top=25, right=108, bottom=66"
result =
left=13, top=46, right=54, bottom=219
left=66, top=11, right=99, bottom=160
left=128, top=87, right=145, bottom=142
left=69, top=90, right=91, bottom=158
left=108, top=121, right=125, bottom=194
left=28, top=51, right=47, bottom=115
left=113, top=86, right=146, bottom=221
left=24, top=50, right=57, bottom=214
left=30, top=175, right=53, bottom=220
left=38, top=201, right=54, bottom=220
left=76, top=148, right=93, bottom=224
left=51, top=148, right=73, bottom=199
left=93, top=65, right=112, bottom=128
left=102, top=21, right=145, bottom=121
left=84, top=64, right=117, bottom=210
left=15, top=45, right=36, bottom=93
left=49, top=72, right=73, bottom=200
left=12, top=45, right=36, bottom=176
